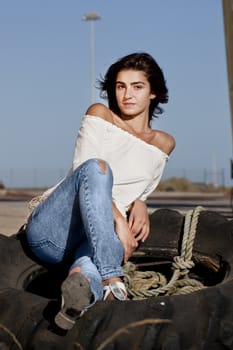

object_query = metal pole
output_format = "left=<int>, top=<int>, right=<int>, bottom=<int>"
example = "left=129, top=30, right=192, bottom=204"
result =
left=222, top=0, right=233, bottom=176
left=90, top=20, right=95, bottom=104
left=83, top=12, right=101, bottom=104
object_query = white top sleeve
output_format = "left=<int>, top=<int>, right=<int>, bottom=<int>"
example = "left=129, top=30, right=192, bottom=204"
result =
left=72, top=116, right=104, bottom=170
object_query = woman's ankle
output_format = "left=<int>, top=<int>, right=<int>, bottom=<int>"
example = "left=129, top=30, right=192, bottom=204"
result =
left=102, top=277, right=122, bottom=287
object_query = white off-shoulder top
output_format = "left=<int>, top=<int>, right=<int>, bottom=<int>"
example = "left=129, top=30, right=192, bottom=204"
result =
left=28, top=115, right=169, bottom=217
left=72, top=115, right=168, bottom=215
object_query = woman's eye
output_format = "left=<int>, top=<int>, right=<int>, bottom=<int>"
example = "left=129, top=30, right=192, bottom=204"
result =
left=116, top=85, right=124, bottom=90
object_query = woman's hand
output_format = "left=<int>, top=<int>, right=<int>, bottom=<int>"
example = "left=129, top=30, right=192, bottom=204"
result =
left=128, top=199, right=150, bottom=242
left=115, top=217, right=138, bottom=263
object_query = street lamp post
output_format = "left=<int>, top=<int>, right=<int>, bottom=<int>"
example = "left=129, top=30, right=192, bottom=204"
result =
left=83, top=12, right=101, bottom=104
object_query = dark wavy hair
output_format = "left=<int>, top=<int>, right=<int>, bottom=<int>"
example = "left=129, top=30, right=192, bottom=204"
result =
left=98, top=52, right=168, bottom=123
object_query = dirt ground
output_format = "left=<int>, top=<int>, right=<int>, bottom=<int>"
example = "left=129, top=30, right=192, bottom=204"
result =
left=0, top=189, right=42, bottom=236
left=0, top=201, right=28, bottom=236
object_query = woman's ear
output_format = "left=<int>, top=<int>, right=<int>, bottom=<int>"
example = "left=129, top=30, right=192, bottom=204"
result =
left=150, top=92, right=156, bottom=100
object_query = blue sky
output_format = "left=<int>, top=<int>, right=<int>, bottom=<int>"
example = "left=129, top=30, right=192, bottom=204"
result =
left=0, top=1, right=232, bottom=187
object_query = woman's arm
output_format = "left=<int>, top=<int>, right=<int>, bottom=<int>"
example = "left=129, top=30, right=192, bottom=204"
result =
left=112, top=202, right=138, bottom=263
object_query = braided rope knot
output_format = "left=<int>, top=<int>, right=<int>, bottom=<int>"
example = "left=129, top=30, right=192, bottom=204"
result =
left=123, top=206, right=205, bottom=300
left=172, top=256, right=195, bottom=274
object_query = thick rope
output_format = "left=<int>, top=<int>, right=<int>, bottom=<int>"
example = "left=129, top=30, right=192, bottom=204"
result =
left=123, top=206, right=205, bottom=300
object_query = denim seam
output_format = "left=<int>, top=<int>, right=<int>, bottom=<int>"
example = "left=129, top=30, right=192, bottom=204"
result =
left=28, top=238, right=66, bottom=252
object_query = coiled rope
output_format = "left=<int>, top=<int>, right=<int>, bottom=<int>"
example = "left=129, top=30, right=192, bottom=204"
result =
left=123, top=206, right=205, bottom=300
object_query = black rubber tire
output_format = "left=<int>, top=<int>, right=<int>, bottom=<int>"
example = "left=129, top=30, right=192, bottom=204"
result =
left=0, top=232, right=64, bottom=298
left=0, top=233, right=42, bottom=290
left=0, top=209, right=232, bottom=349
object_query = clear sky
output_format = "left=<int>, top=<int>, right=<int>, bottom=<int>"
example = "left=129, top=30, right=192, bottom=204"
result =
left=0, top=0, right=232, bottom=188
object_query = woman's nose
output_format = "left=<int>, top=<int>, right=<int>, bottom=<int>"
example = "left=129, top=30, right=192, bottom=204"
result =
left=124, top=87, right=132, bottom=98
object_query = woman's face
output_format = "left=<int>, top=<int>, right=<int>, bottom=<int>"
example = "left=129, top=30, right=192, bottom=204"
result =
left=115, top=69, right=155, bottom=118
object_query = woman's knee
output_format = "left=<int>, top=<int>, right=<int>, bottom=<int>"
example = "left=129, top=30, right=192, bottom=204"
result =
left=97, top=159, right=107, bottom=174
left=78, top=159, right=113, bottom=181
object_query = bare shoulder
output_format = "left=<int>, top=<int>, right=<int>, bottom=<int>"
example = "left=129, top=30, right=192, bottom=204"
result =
left=85, top=103, right=113, bottom=122
left=152, top=130, right=176, bottom=156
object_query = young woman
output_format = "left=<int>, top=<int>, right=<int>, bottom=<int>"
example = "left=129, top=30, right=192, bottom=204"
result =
left=26, top=52, right=175, bottom=330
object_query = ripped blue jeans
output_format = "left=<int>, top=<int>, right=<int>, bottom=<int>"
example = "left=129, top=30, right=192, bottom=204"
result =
left=26, top=159, right=124, bottom=303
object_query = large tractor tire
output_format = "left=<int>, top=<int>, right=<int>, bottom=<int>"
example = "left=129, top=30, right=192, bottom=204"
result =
left=0, top=209, right=232, bottom=349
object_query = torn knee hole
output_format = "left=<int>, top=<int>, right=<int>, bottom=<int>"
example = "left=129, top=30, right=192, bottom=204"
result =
left=98, top=160, right=107, bottom=174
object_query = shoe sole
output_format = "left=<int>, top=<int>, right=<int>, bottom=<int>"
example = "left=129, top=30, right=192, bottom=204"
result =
left=55, top=273, right=92, bottom=330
